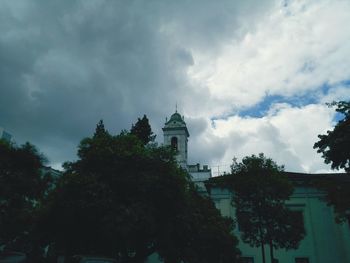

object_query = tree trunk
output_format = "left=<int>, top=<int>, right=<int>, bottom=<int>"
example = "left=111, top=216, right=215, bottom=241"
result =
left=269, top=239, right=274, bottom=263
left=261, top=241, right=266, bottom=263
left=259, top=226, right=266, bottom=263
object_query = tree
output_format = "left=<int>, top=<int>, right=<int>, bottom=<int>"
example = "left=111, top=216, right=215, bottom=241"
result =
left=156, top=184, right=240, bottom=263
left=313, top=101, right=350, bottom=224
left=130, top=115, right=156, bottom=145
left=0, top=139, right=51, bottom=259
left=228, top=154, right=305, bottom=263
left=314, top=101, right=350, bottom=173
left=94, top=119, right=110, bottom=138
left=38, top=121, right=240, bottom=263
left=315, top=176, right=350, bottom=224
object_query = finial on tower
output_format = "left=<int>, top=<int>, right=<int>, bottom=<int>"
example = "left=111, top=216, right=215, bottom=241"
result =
left=175, top=102, right=177, bottom=113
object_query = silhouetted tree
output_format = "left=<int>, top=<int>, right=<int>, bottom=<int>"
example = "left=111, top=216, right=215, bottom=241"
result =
left=39, top=121, right=240, bottom=263
left=94, top=119, right=109, bottom=138
left=130, top=115, right=156, bottom=145
left=314, top=101, right=350, bottom=173
left=315, top=176, right=350, bottom=224
left=313, top=101, right=350, bottom=224
left=0, top=139, right=51, bottom=260
left=229, top=154, right=305, bottom=263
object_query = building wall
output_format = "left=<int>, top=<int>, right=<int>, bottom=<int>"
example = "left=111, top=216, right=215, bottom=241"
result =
left=146, top=183, right=350, bottom=263
left=210, top=185, right=350, bottom=263
left=163, top=129, right=188, bottom=168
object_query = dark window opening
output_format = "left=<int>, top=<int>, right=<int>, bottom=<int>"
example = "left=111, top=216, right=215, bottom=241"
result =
left=239, top=257, right=254, bottom=263
left=171, top=137, right=178, bottom=151
left=295, top=257, right=309, bottom=263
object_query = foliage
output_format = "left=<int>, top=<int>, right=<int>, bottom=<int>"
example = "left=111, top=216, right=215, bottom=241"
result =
left=39, top=120, right=240, bottom=263
left=130, top=115, right=156, bottom=145
left=94, top=119, right=110, bottom=138
left=314, top=101, right=350, bottom=173
left=315, top=177, right=350, bottom=224
left=0, top=139, right=51, bottom=258
left=156, top=185, right=240, bottom=263
left=313, top=101, right=350, bottom=224
left=229, top=154, right=305, bottom=263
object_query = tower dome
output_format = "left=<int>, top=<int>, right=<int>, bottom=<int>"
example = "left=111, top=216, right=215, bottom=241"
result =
left=163, top=112, right=189, bottom=136
left=169, top=112, right=184, bottom=123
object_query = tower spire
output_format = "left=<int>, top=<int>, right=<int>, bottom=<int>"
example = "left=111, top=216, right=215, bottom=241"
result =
left=175, top=102, right=177, bottom=113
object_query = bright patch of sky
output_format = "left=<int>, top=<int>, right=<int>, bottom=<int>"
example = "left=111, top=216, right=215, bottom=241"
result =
left=186, top=0, right=350, bottom=173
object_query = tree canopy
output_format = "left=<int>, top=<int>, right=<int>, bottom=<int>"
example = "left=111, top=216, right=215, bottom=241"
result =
left=314, top=101, right=350, bottom=173
left=130, top=115, right=156, bottom=145
left=313, top=101, right=350, bottom=224
left=315, top=176, right=350, bottom=224
left=39, top=120, right=240, bottom=263
left=228, top=154, right=305, bottom=263
left=0, top=139, right=51, bottom=258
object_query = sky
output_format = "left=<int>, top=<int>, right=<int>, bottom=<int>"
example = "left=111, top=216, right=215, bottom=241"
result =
left=0, top=0, right=349, bottom=174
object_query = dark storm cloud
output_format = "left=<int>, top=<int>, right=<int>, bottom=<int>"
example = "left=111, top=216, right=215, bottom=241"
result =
left=0, top=0, right=274, bottom=168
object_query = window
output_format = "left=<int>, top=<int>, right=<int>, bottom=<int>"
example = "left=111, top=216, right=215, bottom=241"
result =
left=171, top=137, right=178, bottom=151
left=295, top=257, right=309, bottom=263
left=287, top=209, right=305, bottom=232
left=240, top=257, right=254, bottom=263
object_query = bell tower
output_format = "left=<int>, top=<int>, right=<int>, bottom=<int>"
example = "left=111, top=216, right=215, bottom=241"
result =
left=162, top=111, right=189, bottom=169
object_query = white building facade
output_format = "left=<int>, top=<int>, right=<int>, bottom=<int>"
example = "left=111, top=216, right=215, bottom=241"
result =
left=208, top=173, right=350, bottom=263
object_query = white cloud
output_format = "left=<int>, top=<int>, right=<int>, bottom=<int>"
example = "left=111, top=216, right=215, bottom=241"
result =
left=188, top=104, right=336, bottom=174
left=177, top=0, right=350, bottom=174
left=319, top=84, right=350, bottom=103
left=186, top=0, right=350, bottom=115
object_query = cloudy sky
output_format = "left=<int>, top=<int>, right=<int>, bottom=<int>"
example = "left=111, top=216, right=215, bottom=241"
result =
left=1, top=0, right=349, bottom=174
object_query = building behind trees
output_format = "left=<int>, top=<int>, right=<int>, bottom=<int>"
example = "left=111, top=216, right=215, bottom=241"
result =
left=154, top=110, right=350, bottom=263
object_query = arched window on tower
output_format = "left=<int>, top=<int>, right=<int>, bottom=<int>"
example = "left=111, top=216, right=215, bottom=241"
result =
left=171, top=137, right=178, bottom=151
